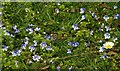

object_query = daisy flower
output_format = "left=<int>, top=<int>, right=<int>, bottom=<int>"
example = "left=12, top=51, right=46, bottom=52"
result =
left=103, top=42, right=114, bottom=49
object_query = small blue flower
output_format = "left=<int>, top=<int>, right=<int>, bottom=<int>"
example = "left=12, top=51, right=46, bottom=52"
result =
left=99, top=46, right=104, bottom=52
left=28, top=28, right=34, bottom=34
left=29, top=45, right=35, bottom=52
left=81, top=15, right=86, bottom=20
left=2, top=45, right=8, bottom=51
left=28, top=24, right=34, bottom=27
left=14, top=29, right=20, bottom=33
left=4, top=30, right=10, bottom=36
left=105, top=26, right=111, bottom=31
left=114, top=14, right=120, bottom=19
left=68, top=42, right=79, bottom=47
left=46, top=46, right=53, bottom=50
left=40, top=42, right=47, bottom=49
left=85, top=42, right=88, bottom=47
left=24, top=40, right=29, bottom=45
left=56, top=66, right=60, bottom=71
left=32, top=55, right=40, bottom=61
left=114, top=5, right=118, bottom=9
left=21, top=44, right=26, bottom=49
left=100, top=54, right=108, bottom=60
left=33, top=40, right=37, bottom=46
left=34, top=27, right=40, bottom=31
left=113, top=36, right=117, bottom=42
left=69, top=66, right=73, bottom=71
left=90, top=30, right=93, bottom=35
left=92, top=12, right=97, bottom=19
left=104, top=33, right=110, bottom=39
left=72, top=24, right=79, bottom=30
left=67, top=49, right=72, bottom=54
left=80, top=8, right=85, bottom=14
left=13, top=25, right=17, bottom=30
left=44, top=35, right=51, bottom=40
left=12, top=49, right=21, bottom=56
left=103, top=15, right=109, bottom=21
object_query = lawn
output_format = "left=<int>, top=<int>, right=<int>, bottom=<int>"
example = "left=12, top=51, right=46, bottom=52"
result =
left=1, top=2, right=120, bottom=71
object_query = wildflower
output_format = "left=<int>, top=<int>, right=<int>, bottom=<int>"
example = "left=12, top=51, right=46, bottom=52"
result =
left=33, top=40, right=37, bottom=46
left=50, top=59, right=54, bottom=64
left=100, top=54, right=108, bottom=60
left=114, top=14, right=120, bottom=19
left=43, top=32, right=46, bottom=34
left=61, top=26, right=65, bottom=30
left=25, top=8, right=30, bottom=12
left=2, top=46, right=8, bottom=51
left=113, top=37, right=117, bottom=42
left=12, top=49, right=21, bottom=56
left=80, top=8, right=85, bottom=14
left=28, top=28, right=33, bottom=34
left=92, top=12, right=97, bottom=19
left=40, top=42, right=47, bottom=49
left=56, top=66, right=60, bottom=71
left=99, top=40, right=103, bottom=43
left=103, top=42, right=114, bottom=49
left=32, top=55, right=40, bottom=61
left=114, top=5, right=118, bottom=9
left=28, top=24, right=34, bottom=27
left=55, top=8, right=60, bottom=13
left=69, top=66, right=73, bottom=71
left=104, top=33, right=110, bottom=39
left=103, top=15, right=109, bottom=21
left=72, top=24, right=79, bottom=30
left=67, top=49, right=72, bottom=54
left=46, top=46, right=53, bottom=50
left=13, top=25, right=17, bottom=30
left=34, top=27, right=40, bottom=31
left=14, top=29, right=20, bottom=33
left=85, top=42, right=88, bottom=47
left=29, top=45, right=35, bottom=52
left=21, top=44, right=26, bottom=49
left=81, top=15, right=86, bottom=20
left=57, top=3, right=61, bottom=6
left=90, top=30, right=93, bottom=35
left=68, top=42, right=79, bottom=47
left=4, top=30, right=10, bottom=36
left=28, top=61, right=33, bottom=64
left=105, top=26, right=111, bottom=31
left=44, top=35, right=50, bottom=40
left=99, top=46, right=104, bottom=52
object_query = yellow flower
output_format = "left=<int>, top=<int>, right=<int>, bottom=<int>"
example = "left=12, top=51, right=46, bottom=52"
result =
left=103, top=42, right=114, bottom=49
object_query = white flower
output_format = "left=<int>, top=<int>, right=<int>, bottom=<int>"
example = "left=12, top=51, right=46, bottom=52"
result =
left=114, top=5, right=118, bottom=9
left=99, top=46, right=104, bottom=52
left=105, top=26, right=111, bottom=31
left=32, top=55, right=40, bottom=61
left=103, top=42, right=114, bottom=49
left=104, top=33, right=110, bottom=39
left=72, top=24, right=79, bottom=30
left=113, top=37, right=117, bottom=42
left=103, top=15, right=109, bottom=21
left=34, top=27, right=40, bottom=31
left=81, top=15, right=86, bottom=20
left=80, top=8, right=85, bottom=14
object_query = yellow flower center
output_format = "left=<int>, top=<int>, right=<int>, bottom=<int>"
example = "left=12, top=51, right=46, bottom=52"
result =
left=105, top=45, right=112, bottom=49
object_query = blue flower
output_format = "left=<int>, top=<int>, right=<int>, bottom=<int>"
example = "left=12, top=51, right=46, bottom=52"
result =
left=4, top=30, right=10, bottom=36
left=81, top=15, right=86, bottom=20
left=44, top=35, right=51, bottom=40
left=14, top=29, right=20, bottom=33
left=68, top=42, right=79, bottom=47
left=80, top=8, right=85, bottom=14
left=103, top=15, right=109, bottom=21
left=34, top=27, right=40, bottom=31
left=114, top=5, right=118, bottom=9
left=12, top=49, right=21, bottom=56
left=100, top=54, right=108, bottom=60
left=21, top=44, right=26, bottom=49
left=69, top=66, right=73, bottom=71
left=28, top=24, right=34, bottom=27
left=113, top=36, right=117, bottom=42
left=2, top=45, right=8, bottom=51
left=33, top=40, right=37, bottom=46
left=67, top=49, right=72, bottom=54
left=56, top=66, right=60, bottom=71
left=13, top=25, right=17, bottom=30
left=92, top=12, right=97, bottom=19
left=99, top=46, right=104, bottom=52
left=114, top=14, right=120, bottom=19
left=104, top=33, right=110, bottom=39
left=29, top=45, right=35, bottom=52
left=46, top=46, right=53, bottom=50
left=105, top=26, right=111, bottom=31
left=72, top=24, right=79, bottom=30
left=32, top=55, right=40, bottom=61
left=90, top=30, right=93, bottom=35
left=40, top=42, right=47, bottom=49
